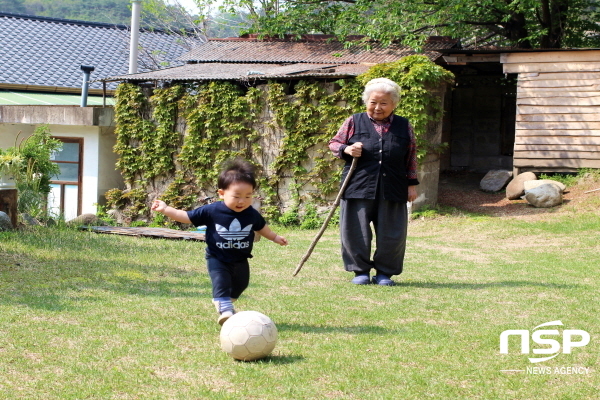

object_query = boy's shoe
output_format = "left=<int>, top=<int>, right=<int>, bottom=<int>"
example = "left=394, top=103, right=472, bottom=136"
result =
left=372, top=274, right=395, bottom=286
left=218, top=310, right=235, bottom=325
left=351, top=273, right=371, bottom=285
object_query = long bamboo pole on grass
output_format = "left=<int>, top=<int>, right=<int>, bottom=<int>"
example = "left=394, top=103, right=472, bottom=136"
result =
left=293, top=157, right=358, bottom=276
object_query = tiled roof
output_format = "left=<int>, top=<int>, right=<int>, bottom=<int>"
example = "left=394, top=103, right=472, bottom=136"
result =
left=180, top=36, right=458, bottom=64
left=101, top=62, right=372, bottom=82
left=0, top=12, right=202, bottom=92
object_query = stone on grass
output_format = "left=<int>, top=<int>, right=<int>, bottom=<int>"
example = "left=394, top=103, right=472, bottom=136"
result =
left=480, top=170, right=513, bottom=192
left=21, top=213, right=42, bottom=226
left=523, top=183, right=563, bottom=208
left=0, top=211, right=13, bottom=231
left=506, top=172, right=537, bottom=200
left=524, top=179, right=566, bottom=193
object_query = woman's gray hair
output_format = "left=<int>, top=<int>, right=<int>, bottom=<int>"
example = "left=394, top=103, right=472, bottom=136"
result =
left=362, top=78, right=401, bottom=106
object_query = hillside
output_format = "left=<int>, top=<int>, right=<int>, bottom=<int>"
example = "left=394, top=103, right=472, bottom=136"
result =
left=1, top=0, right=133, bottom=25
left=0, top=0, right=242, bottom=38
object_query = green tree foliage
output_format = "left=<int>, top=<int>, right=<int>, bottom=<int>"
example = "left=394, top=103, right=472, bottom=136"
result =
left=208, top=0, right=600, bottom=48
left=5, top=0, right=243, bottom=40
left=0, top=0, right=28, bottom=14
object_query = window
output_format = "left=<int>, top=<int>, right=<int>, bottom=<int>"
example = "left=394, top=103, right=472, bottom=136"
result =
left=48, top=138, right=83, bottom=220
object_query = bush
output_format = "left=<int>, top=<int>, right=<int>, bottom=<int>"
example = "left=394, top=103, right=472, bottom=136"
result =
left=538, top=172, right=579, bottom=187
left=300, top=204, right=323, bottom=229
left=278, top=207, right=300, bottom=227
left=0, top=125, right=62, bottom=221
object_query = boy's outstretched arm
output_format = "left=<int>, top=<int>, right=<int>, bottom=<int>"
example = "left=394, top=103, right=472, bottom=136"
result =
left=151, top=200, right=192, bottom=224
left=257, top=225, right=288, bottom=246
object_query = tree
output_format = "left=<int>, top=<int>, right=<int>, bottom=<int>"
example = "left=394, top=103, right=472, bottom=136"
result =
left=0, top=0, right=28, bottom=14
left=205, top=0, right=600, bottom=49
left=141, top=0, right=208, bottom=46
left=206, top=11, right=250, bottom=38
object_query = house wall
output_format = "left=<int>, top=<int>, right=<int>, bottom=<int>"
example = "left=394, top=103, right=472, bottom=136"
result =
left=98, top=126, right=121, bottom=206
left=0, top=123, right=99, bottom=215
left=0, top=106, right=123, bottom=219
left=502, top=51, right=600, bottom=173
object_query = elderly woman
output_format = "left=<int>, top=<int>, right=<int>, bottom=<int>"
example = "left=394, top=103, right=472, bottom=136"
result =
left=328, top=78, right=419, bottom=286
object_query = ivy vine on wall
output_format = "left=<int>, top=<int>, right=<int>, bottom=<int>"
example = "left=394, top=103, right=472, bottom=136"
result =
left=109, top=55, right=454, bottom=224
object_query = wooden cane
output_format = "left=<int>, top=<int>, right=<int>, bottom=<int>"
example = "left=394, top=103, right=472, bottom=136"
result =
left=293, top=157, right=358, bottom=276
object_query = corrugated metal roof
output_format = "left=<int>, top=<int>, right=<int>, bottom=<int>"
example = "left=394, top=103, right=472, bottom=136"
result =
left=100, top=36, right=458, bottom=83
left=179, top=37, right=457, bottom=64
left=0, top=12, right=201, bottom=92
left=101, top=62, right=371, bottom=82
left=0, top=90, right=114, bottom=105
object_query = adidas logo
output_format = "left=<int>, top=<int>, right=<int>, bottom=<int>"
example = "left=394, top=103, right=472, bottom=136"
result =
left=216, top=219, right=253, bottom=241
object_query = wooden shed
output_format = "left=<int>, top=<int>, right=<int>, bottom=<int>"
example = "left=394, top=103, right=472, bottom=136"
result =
left=501, top=50, right=600, bottom=174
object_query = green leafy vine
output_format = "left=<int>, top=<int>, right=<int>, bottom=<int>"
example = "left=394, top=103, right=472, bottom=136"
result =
left=359, top=55, right=454, bottom=158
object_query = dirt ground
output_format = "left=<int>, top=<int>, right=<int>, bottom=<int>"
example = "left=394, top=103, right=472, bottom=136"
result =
left=436, top=170, right=600, bottom=220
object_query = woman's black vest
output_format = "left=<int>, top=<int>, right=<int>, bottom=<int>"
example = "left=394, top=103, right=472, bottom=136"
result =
left=341, top=112, right=410, bottom=203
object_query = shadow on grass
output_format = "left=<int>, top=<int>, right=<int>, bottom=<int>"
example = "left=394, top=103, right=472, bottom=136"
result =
left=0, top=278, right=214, bottom=312
left=276, top=323, right=397, bottom=335
left=237, top=354, right=305, bottom=364
left=104, top=276, right=213, bottom=298
left=0, top=255, right=213, bottom=311
left=398, top=280, right=582, bottom=290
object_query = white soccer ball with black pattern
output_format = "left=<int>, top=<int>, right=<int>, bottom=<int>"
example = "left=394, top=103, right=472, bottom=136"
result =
left=220, top=311, right=278, bottom=361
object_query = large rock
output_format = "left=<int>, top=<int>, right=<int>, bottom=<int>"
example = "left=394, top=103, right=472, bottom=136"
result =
left=506, top=172, right=537, bottom=200
left=524, top=183, right=563, bottom=208
left=0, top=211, right=13, bottom=231
left=524, top=179, right=566, bottom=192
left=480, top=170, right=513, bottom=192
left=66, top=213, right=107, bottom=226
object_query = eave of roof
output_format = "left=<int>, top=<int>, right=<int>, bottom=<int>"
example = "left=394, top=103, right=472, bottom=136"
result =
left=437, top=47, right=600, bottom=54
left=98, top=62, right=372, bottom=82
left=0, top=90, right=113, bottom=106
left=0, top=82, right=112, bottom=95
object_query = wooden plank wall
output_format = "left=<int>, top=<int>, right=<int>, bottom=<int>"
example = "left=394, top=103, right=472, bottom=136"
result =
left=502, top=51, right=600, bottom=172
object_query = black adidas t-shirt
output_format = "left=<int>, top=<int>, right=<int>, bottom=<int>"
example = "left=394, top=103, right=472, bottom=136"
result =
left=187, top=201, right=266, bottom=263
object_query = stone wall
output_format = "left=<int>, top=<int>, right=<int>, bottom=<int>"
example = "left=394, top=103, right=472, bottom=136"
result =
left=130, top=81, right=444, bottom=215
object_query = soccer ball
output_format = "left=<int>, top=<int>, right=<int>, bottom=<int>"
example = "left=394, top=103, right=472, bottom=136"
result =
left=220, top=311, right=278, bottom=361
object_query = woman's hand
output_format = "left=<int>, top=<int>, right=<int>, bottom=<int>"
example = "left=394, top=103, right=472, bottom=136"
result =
left=344, top=142, right=363, bottom=157
left=407, top=186, right=417, bottom=203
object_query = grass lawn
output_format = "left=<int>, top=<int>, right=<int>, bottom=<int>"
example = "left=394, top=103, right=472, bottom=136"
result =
left=0, top=210, right=599, bottom=399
